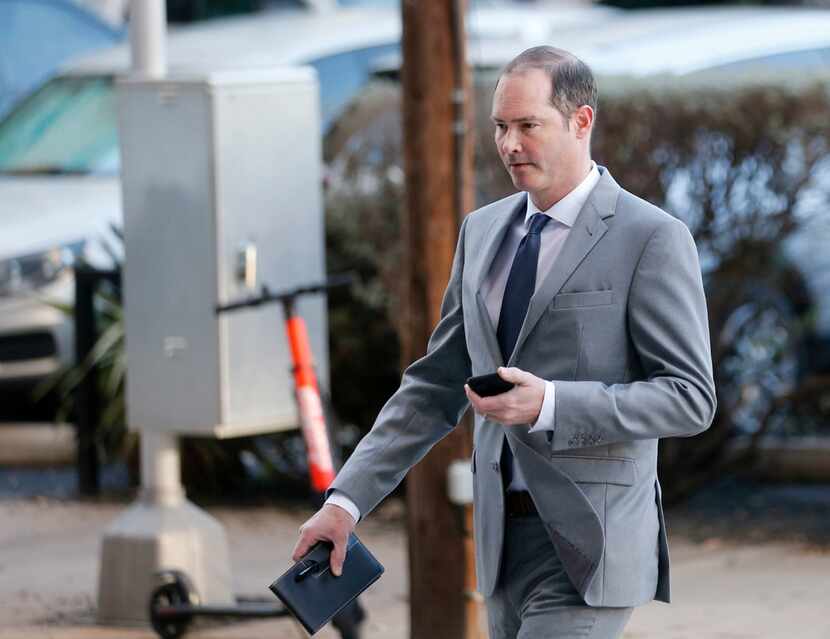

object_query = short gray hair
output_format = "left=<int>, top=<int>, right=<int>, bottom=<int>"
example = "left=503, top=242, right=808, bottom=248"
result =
left=501, top=46, right=598, bottom=124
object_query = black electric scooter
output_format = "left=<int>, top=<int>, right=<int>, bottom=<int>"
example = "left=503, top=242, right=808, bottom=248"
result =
left=148, top=276, right=365, bottom=638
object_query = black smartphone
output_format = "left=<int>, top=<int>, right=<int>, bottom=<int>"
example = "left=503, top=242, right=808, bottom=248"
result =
left=466, top=372, right=514, bottom=397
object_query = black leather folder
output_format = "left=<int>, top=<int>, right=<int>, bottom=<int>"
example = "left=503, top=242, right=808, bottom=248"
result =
left=269, top=533, right=384, bottom=635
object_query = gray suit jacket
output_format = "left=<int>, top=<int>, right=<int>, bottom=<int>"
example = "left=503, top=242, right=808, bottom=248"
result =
left=330, top=167, right=716, bottom=608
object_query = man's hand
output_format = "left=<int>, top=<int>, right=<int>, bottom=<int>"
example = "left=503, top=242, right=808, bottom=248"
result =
left=464, top=366, right=545, bottom=425
left=292, top=503, right=356, bottom=576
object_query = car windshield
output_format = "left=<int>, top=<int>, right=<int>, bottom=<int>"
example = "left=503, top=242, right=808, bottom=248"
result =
left=0, top=43, right=398, bottom=177
left=0, top=75, right=119, bottom=176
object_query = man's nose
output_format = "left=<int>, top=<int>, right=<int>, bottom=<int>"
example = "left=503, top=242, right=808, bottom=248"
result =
left=501, top=128, right=522, bottom=155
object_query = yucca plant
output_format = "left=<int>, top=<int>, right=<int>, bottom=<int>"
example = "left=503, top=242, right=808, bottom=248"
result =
left=33, top=268, right=132, bottom=468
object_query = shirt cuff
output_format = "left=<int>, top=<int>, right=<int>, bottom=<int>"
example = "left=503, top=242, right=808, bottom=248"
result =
left=528, top=381, right=556, bottom=433
left=325, top=490, right=360, bottom=523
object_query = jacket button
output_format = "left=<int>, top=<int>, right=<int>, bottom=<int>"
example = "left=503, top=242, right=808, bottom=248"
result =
left=491, top=462, right=500, bottom=472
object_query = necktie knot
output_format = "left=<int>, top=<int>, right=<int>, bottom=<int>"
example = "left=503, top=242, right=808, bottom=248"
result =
left=527, top=213, right=551, bottom=236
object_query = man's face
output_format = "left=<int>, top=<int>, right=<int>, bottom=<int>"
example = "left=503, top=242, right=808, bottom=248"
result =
left=491, top=68, right=583, bottom=208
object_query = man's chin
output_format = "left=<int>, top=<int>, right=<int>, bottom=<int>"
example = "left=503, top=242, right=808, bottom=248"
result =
left=508, top=165, right=539, bottom=190
left=510, top=175, right=535, bottom=192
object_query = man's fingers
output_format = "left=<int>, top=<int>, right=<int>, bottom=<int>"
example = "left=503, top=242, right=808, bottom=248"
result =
left=330, top=536, right=348, bottom=577
left=464, top=384, right=481, bottom=402
left=497, top=366, right=526, bottom=384
left=465, top=385, right=489, bottom=415
left=293, top=507, right=354, bottom=577
left=292, top=530, right=316, bottom=562
left=465, top=383, right=508, bottom=421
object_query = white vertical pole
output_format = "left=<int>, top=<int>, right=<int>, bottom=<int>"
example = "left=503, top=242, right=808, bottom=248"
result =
left=130, top=0, right=167, bottom=78
left=140, top=431, right=184, bottom=505
left=130, top=0, right=171, bottom=507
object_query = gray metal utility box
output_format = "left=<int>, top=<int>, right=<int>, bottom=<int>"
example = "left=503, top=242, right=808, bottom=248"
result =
left=118, top=68, right=327, bottom=437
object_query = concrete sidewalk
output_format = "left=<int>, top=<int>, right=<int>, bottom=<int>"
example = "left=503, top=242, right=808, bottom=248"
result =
left=2, top=496, right=829, bottom=639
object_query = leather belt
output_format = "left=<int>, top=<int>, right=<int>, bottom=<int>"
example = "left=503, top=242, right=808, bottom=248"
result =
left=505, top=490, right=538, bottom=518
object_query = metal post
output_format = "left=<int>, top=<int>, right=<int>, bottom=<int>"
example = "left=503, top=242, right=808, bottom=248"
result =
left=140, top=431, right=185, bottom=506
left=130, top=0, right=167, bottom=78
left=74, top=268, right=100, bottom=496
left=74, top=268, right=121, bottom=496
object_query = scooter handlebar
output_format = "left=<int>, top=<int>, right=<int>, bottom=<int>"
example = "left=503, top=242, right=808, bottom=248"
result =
left=215, top=272, right=356, bottom=314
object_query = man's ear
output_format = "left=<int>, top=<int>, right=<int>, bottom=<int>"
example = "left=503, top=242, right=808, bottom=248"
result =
left=573, top=105, right=594, bottom=139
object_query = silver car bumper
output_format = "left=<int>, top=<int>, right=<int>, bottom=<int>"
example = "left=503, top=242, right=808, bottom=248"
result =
left=0, top=275, right=74, bottom=385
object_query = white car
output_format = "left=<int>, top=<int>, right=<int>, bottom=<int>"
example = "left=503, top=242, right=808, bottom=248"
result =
left=0, top=2, right=615, bottom=388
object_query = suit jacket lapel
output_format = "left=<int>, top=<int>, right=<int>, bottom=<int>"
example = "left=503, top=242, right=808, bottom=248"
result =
left=507, top=167, right=621, bottom=366
left=473, top=194, right=526, bottom=367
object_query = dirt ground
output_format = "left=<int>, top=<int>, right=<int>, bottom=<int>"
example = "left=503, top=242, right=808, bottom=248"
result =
left=2, top=492, right=830, bottom=639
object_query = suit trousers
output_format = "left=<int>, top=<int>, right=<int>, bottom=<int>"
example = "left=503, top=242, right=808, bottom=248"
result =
left=485, top=514, right=634, bottom=639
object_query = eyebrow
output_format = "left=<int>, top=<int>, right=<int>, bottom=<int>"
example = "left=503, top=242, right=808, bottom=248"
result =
left=489, top=116, right=542, bottom=124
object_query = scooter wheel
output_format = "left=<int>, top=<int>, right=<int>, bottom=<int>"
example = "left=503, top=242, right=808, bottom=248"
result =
left=149, top=576, right=193, bottom=639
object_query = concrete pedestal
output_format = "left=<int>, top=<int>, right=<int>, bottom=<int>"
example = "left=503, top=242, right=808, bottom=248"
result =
left=96, top=432, right=233, bottom=624
left=97, top=495, right=234, bottom=624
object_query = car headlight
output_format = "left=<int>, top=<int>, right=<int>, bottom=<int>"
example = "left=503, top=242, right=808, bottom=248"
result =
left=0, top=241, right=85, bottom=296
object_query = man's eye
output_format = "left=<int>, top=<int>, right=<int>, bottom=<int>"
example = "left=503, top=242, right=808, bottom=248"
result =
left=495, top=123, right=506, bottom=131
left=523, top=123, right=538, bottom=130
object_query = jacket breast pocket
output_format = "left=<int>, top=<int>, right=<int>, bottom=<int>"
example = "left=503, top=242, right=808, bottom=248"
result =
left=551, top=290, right=615, bottom=310
left=550, top=455, right=637, bottom=486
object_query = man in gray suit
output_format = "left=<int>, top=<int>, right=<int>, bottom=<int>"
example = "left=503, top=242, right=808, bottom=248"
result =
left=292, top=46, right=716, bottom=638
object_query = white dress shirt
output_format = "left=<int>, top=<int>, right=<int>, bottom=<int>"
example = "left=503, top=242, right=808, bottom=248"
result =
left=327, top=162, right=601, bottom=520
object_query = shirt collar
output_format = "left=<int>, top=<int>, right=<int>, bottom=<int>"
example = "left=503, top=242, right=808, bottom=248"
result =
left=524, top=161, right=600, bottom=228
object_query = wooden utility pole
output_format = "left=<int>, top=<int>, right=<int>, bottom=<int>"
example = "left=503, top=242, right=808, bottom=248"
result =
left=401, top=1, right=480, bottom=638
